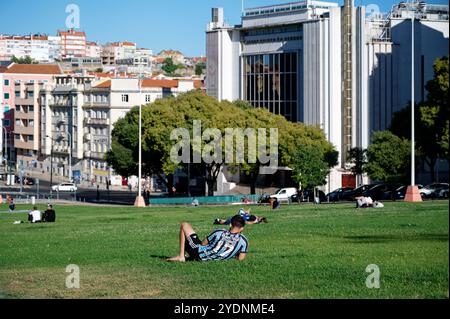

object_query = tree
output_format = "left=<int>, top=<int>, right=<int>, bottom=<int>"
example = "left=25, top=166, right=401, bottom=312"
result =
left=11, top=55, right=36, bottom=64
left=161, top=58, right=178, bottom=76
left=364, top=131, right=411, bottom=184
left=195, top=62, right=206, bottom=76
left=107, top=92, right=337, bottom=197
left=347, top=147, right=367, bottom=186
left=390, top=56, right=449, bottom=181
left=291, top=144, right=331, bottom=192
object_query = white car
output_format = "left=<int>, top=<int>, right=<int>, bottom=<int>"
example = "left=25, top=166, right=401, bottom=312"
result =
left=270, top=187, right=297, bottom=201
left=52, top=183, right=77, bottom=192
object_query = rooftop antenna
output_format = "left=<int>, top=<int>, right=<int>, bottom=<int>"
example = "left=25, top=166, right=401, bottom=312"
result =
left=241, top=0, right=244, bottom=15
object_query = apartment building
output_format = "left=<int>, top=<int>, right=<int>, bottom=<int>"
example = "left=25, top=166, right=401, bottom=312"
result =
left=0, top=35, right=53, bottom=62
left=101, top=42, right=137, bottom=66
left=86, top=41, right=102, bottom=58
left=1, top=63, right=62, bottom=170
left=40, top=75, right=200, bottom=184
left=58, top=29, right=87, bottom=58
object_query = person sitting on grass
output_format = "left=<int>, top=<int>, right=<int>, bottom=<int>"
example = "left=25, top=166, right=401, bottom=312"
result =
left=167, top=215, right=248, bottom=262
left=8, top=198, right=15, bottom=213
left=42, top=204, right=56, bottom=223
left=28, top=206, right=42, bottom=223
left=214, top=208, right=267, bottom=225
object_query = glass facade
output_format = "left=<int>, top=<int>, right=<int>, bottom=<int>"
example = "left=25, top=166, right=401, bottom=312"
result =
left=243, top=52, right=298, bottom=122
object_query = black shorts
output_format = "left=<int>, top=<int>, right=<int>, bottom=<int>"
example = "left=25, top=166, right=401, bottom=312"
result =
left=248, top=215, right=257, bottom=222
left=185, top=233, right=202, bottom=261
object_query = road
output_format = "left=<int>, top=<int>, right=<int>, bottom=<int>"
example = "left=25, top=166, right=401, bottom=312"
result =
left=1, top=179, right=140, bottom=205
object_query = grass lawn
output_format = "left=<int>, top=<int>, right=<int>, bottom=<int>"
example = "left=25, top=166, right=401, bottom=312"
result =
left=0, top=201, right=448, bottom=299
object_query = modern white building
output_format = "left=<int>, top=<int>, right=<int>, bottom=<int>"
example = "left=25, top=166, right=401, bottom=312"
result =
left=206, top=0, right=449, bottom=191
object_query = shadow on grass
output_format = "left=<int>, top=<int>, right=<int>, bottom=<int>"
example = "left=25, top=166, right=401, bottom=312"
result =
left=150, top=255, right=171, bottom=260
left=343, top=233, right=448, bottom=243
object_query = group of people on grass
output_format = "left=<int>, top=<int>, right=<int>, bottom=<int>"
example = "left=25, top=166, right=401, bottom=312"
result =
left=168, top=195, right=384, bottom=263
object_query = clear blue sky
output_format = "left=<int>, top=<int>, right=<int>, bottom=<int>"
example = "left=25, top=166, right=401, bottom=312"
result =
left=0, top=0, right=448, bottom=56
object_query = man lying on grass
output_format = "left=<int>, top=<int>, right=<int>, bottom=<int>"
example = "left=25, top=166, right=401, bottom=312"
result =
left=167, top=215, right=248, bottom=262
left=214, top=208, right=267, bottom=225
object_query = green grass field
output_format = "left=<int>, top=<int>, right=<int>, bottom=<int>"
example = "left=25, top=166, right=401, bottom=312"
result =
left=0, top=201, right=448, bottom=299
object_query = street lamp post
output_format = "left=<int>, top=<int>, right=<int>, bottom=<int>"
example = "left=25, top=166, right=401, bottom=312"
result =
left=405, top=6, right=422, bottom=202
left=134, top=75, right=145, bottom=207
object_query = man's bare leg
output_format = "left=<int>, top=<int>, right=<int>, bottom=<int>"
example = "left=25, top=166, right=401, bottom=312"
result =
left=167, top=222, right=196, bottom=262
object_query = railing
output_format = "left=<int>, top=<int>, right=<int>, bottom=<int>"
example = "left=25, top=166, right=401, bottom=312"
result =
left=150, top=194, right=260, bottom=205
left=84, top=118, right=109, bottom=125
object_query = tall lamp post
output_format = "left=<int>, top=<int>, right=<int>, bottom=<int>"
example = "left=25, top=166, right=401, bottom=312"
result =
left=405, top=4, right=422, bottom=202
left=134, top=75, right=145, bottom=207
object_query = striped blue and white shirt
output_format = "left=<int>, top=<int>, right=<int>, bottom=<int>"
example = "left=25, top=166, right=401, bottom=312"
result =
left=198, top=229, right=248, bottom=261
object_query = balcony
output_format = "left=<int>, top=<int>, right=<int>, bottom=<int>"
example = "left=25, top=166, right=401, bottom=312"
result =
left=14, top=111, right=35, bottom=119
left=84, top=118, right=110, bottom=125
left=15, top=97, right=34, bottom=105
left=14, top=126, right=34, bottom=135
left=84, top=151, right=104, bottom=159
left=51, top=99, right=71, bottom=107
left=84, top=100, right=109, bottom=107
left=53, top=145, right=69, bottom=154
left=90, top=152, right=105, bottom=160
left=14, top=139, right=36, bottom=150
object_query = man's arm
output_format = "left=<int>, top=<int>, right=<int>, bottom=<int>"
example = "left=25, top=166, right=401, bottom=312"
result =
left=236, top=253, right=246, bottom=261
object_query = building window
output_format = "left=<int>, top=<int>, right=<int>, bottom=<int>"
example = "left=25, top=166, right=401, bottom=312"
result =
left=242, top=52, right=298, bottom=122
left=4, top=79, right=9, bottom=86
left=4, top=93, right=10, bottom=99
left=15, top=105, right=20, bottom=112
left=15, top=134, right=20, bottom=140
left=121, top=94, right=129, bottom=102
left=15, top=91, right=20, bottom=97
left=29, top=119, right=34, bottom=127
left=4, top=105, right=10, bottom=112
left=145, top=94, right=151, bottom=103
left=29, top=105, right=34, bottom=112
left=28, top=91, right=34, bottom=98
left=28, top=135, right=34, bottom=141
left=3, top=119, right=10, bottom=126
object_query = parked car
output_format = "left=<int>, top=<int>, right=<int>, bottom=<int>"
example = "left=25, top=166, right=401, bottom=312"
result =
left=437, top=186, right=449, bottom=198
left=52, top=183, right=77, bottom=192
left=326, top=187, right=354, bottom=202
left=383, top=185, right=408, bottom=201
left=292, top=189, right=327, bottom=203
left=341, top=184, right=379, bottom=201
left=269, top=187, right=297, bottom=201
left=421, top=183, right=449, bottom=198
left=14, top=175, right=36, bottom=185
left=362, top=183, right=401, bottom=201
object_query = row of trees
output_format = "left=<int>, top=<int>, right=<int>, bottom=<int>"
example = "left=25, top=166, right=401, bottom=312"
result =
left=106, top=91, right=338, bottom=196
left=348, top=56, right=448, bottom=184
left=11, top=55, right=37, bottom=64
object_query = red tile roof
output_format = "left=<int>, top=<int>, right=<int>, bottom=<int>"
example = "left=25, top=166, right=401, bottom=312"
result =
left=142, top=79, right=178, bottom=88
left=94, top=80, right=111, bottom=88
left=5, top=64, right=62, bottom=75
